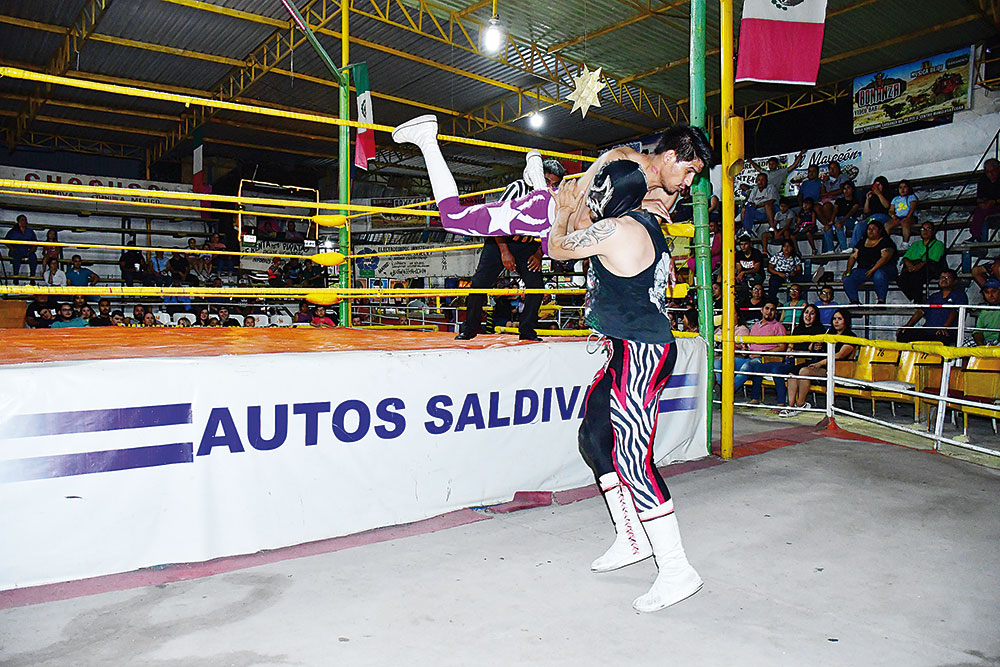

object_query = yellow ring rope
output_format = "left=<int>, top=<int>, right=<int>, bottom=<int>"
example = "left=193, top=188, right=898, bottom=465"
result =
left=737, top=334, right=1000, bottom=360
left=0, top=67, right=597, bottom=164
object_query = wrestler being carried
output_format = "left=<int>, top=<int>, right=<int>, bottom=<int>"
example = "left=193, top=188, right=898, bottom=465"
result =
left=391, top=115, right=682, bottom=249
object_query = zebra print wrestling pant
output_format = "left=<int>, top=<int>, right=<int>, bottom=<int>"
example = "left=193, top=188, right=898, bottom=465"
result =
left=578, top=337, right=677, bottom=515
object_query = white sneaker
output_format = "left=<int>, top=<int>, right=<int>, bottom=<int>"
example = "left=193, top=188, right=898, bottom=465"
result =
left=391, top=115, right=438, bottom=147
left=523, top=149, right=546, bottom=191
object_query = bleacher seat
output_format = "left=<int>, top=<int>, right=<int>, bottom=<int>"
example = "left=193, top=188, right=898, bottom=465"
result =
left=270, top=314, right=293, bottom=327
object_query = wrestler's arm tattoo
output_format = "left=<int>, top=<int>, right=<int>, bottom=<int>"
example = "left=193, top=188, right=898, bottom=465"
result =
left=558, top=217, right=618, bottom=251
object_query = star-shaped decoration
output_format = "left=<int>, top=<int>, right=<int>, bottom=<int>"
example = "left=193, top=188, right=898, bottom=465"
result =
left=566, top=65, right=606, bottom=118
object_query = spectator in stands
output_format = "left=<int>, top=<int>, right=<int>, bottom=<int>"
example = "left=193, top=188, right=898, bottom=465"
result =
left=217, top=306, right=239, bottom=327
left=767, top=304, right=826, bottom=408
left=971, top=158, right=1000, bottom=243
left=177, top=317, right=192, bottom=327
left=284, top=222, right=305, bottom=242
left=897, top=221, right=946, bottom=303
left=51, top=302, right=87, bottom=328
left=972, top=278, right=1000, bottom=346
left=43, top=258, right=67, bottom=286
left=147, top=250, right=170, bottom=286
left=897, top=268, right=967, bottom=345
left=781, top=283, right=808, bottom=329
left=819, top=161, right=850, bottom=210
left=749, top=151, right=806, bottom=191
left=714, top=306, right=752, bottom=392
left=740, top=172, right=778, bottom=235
left=142, top=312, right=158, bottom=327
left=164, top=278, right=193, bottom=314
left=843, top=221, right=897, bottom=304
left=854, top=176, right=891, bottom=247
left=787, top=197, right=818, bottom=254
left=65, top=254, right=99, bottom=287
left=301, top=260, right=326, bottom=287
left=24, top=294, right=51, bottom=328
left=814, top=284, right=839, bottom=327
left=131, top=304, right=146, bottom=325
left=206, top=233, right=233, bottom=275
left=886, top=179, right=919, bottom=244
left=741, top=282, right=766, bottom=327
left=736, top=298, right=787, bottom=405
left=735, top=231, right=765, bottom=289
left=712, top=280, right=723, bottom=314
left=284, top=257, right=304, bottom=285
left=36, top=307, right=54, bottom=328
left=681, top=308, right=699, bottom=333
left=767, top=240, right=803, bottom=298
left=167, top=251, right=193, bottom=286
left=798, top=164, right=824, bottom=213
left=4, top=214, right=38, bottom=281
left=764, top=198, right=795, bottom=248
left=243, top=315, right=257, bottom=328
left=294, top=301, right=313, bottom=324
left=72, top=294, right=88, bottom=316
left=686, top=219, right=722, bottom=275
left=208, top=316, right=220, bottom=327
left=119, top=241, right=148, bottom=287
left=257, top=217, right=281, bottom=239
left=79, top=305, right=94, bottom=324
left=41, top=229, right=61, bottom=266
left=110, top=310, right=124, bottom=326
left=825, top=181, right=861, bottom=252
left=267, top=258, right=285, bottom=287
left=89, top=299, right=112, bottom=327
left=311, top=305, right=336, bottom=328
left=183, top=238, right=206, bottom=280
left=972, top=254, right=1000, bottom=289
left=194, top=307, right=210, bottom=327
left=780, top=309, right=856, bottom=416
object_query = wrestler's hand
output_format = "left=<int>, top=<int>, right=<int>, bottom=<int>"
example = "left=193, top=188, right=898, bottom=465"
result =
left=500, top=246, right=516, bottom=272
left=641, top=194, right=672, bottom=220
left=554, top=179, right=582, bottom=213
left=527, top=248, right=542, bottom=272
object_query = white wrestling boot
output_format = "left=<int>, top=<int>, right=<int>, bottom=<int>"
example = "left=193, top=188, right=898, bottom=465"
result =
left=392, top=115, right=458, bottom=201
left=632, top=502, right=703, bottom=613
left=591, top=473, right=652, bottom=573
left=523, top=149, right=546, bottom=191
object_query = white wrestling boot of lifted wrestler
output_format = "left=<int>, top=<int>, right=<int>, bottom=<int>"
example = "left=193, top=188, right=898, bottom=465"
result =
left=632, top=502, right=703, bottom=613
left=591, top=473, right=652, bottom=573
left=392, top=115, right=458, bottom=202
left=523, top=149, right=546, bottom=191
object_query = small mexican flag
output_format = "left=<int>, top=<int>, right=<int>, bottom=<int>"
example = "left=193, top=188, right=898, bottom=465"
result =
left=354, top=63, right=375, bottom=170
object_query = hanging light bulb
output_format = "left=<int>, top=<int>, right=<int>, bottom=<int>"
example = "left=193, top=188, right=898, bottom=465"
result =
left=482, top=15, right=505, bottom=54
left=529, top=112, right=545, bottom=129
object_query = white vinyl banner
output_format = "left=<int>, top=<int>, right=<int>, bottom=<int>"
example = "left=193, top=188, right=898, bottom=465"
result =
left=0, top=167, right=194, bottom=217
left=0, top=339, right=707, bottom=589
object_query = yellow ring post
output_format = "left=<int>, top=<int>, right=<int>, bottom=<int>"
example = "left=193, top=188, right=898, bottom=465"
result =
left=720, top=0, right=739, bottom=461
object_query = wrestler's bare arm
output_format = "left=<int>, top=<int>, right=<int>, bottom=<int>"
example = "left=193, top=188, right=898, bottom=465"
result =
left=548, top=181, right=653, bottom=276
left=569, top=146, right=641, bottom=226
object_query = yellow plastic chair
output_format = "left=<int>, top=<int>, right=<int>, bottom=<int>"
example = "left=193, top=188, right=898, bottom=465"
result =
left=868, top=350, right=921, bottom=420
left=959, top=357, right=1000, bottom=436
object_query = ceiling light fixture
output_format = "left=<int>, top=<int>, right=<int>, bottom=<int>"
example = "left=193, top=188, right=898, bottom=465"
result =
left=529, top=112, right=544, bottom=129
left=481, top=2, right=505, bottom=55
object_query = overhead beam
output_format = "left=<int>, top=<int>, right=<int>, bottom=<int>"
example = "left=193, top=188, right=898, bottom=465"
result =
left=546, top=0, right=691, bottom=54
left=12, top=130, right=147, bottom=161
left=11, top=0, right=114, bottom=149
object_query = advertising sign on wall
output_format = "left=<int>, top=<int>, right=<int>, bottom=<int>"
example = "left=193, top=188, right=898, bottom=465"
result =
left=354, top=243, right=480, bottom=280
left=852, top=47, right=973, bottom=135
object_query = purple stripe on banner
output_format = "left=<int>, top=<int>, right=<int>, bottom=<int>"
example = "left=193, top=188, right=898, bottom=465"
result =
left=664, top=373, right=698, bottom=389
left=0, top=404, right=192, bottom=439
left=0, top=442, right=193, bottom=483
left=659, top=396, right=698, bottom=413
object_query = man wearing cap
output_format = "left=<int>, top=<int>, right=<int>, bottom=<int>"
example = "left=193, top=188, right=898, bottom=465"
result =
left=973, top=278, right=1000, bottom=346
left=456, top=157, right=566, bottom=341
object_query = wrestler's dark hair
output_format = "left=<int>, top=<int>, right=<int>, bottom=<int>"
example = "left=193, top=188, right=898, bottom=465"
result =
left=653, top=124, right=712, bottom=167
left=542, top=159, right=566, bottom=180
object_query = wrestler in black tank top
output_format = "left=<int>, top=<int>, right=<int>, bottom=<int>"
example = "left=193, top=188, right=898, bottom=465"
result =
left=584, top=209, right=676, bottom=345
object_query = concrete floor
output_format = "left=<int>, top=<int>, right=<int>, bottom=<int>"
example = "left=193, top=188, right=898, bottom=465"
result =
left=2, top=433, right=999, bottom=666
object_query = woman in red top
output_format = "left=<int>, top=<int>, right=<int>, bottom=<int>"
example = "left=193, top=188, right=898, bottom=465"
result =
left=311, top=306, right=336, bottom=328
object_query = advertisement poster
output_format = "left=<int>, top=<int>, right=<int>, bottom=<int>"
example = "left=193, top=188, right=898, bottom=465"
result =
left=852, top=47, right=973, bottom=134
left=733, top=144, right=866, bottom=202
left=239, top=239, right=317, bottom=273
left=354, top=243, right=479, bottom=280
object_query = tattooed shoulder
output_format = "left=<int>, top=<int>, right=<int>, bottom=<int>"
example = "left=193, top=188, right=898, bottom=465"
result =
left=559, top=217, right=618, bottom=251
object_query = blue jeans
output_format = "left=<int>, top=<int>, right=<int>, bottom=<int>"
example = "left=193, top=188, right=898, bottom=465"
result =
left=716, top=356, right=754, bottom=390
left=742, top=204, right=768, bottom=233
left=843, top=263, right=897, bottom=303
left=850, top=214, right=889, bottom=248
left=822, top=221, right=850, bottom=252
left=742, top=359, right=794, bottom=403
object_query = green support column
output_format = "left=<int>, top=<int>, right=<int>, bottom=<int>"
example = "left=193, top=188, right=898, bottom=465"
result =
left=689, top=0, right=714, bottom=452
left=337, top=4, right=351, bottom=326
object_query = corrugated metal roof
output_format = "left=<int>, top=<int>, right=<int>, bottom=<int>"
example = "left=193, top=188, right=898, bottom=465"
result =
left=0, top=0, right=995, bottom=183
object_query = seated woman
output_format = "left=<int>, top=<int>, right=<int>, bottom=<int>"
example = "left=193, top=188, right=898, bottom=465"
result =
left=391, top=115, right=710, bottom=249
left=843, top=221, right=897, bottom=304
left=885, top=179, right=919, bottom=243
left=780, top=308, right=856, bottom=416
left=767, top=240, right=803, bottom=299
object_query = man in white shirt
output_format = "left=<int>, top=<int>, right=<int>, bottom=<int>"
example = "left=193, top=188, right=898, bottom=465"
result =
left=749, top=150, right=806, bottom=190
left=741, top=173, right=778, bottom=235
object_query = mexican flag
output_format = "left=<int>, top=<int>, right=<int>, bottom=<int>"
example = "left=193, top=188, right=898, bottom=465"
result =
left=736, top=0, right=827, bottom=86
left=354, top=63, right=376, bottom=170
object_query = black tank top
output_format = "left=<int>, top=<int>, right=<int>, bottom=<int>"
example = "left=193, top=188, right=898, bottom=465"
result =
left=587, top=160, right=649, bottom=220
left=584, top=210, right=676, bottom=344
